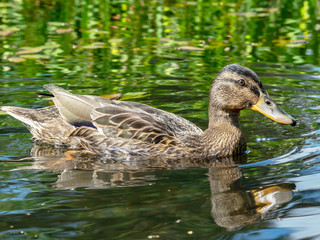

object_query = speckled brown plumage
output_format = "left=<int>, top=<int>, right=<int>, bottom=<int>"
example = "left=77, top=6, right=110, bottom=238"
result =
left=0, top=64, right=296, bottom=159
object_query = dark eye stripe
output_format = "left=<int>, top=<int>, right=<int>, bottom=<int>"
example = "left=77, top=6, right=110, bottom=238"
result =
left=249, top=85, right=260, bottom=97
left=223, top=79, right=260, bottom=97
left=225, top=65, right=262, bottom=86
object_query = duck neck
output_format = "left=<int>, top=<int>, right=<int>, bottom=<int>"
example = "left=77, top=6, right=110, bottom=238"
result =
left=208, top=106, right=241, bottom=129
left=199, top=107, right=245, bottom=158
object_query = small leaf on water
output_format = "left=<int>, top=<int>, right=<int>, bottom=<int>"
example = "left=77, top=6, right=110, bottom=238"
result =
left=3, top=66, right=10, bottom=72
left=101, top=92, right=149, bottom=101
left=44, top=48, right=64, bottom=57
left=110, top=25, right=120, bottom=29
left=0, top=27, right=19, bottom=36
left=21, top=54, right=51, bottom=60
left=8, top=57, right=26, bottom=63
left=101, top=93, right=122, bottom=100
left=121, top=93, right=150, bottom=100
left=85, top=29, right=109, bottom=34
left=82, top=42, right=107, bottom=49
left=95, top=30, right=109, bottom=34
left=0, top=30, right=14, bottom=36
left=56, top=28, right=73, bottom=34
left=268, top=8, right=279, bottom=12
left=42, top=41, right=60, bottom=49
left=119, top=92, right=150, bottom=100
left=176, top=46, right=204, bottom=51
left=16, top=47, right=43, bottom=55
left=48, top=21, right=70, bottom=27
left=112, top=14, right=121, bottom=20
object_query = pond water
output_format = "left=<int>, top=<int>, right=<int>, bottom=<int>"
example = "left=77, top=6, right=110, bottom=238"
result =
left=0, top=0, right=320, bottom=239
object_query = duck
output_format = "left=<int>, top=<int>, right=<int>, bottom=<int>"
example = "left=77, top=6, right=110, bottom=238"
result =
left=0, top=64, right=296, bottom=159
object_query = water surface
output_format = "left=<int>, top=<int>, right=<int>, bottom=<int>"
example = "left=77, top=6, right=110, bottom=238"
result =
left=0, top=1, right=320, bottom=239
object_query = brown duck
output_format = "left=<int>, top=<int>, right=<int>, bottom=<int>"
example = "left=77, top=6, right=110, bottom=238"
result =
left=1, top=64, right=296, bottom=159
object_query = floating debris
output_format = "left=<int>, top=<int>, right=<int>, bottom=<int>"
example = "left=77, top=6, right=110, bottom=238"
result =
left=82, top=42, right=107, bottom=49
left=176, top=46, right=204, bottom=51
left=148, top=235, right=160, bottom=239
left=101, top=92, right=150, bottom=101
left=0, top=27, right=19, bottom=36
left=0, top=29, right=14, bottom=36
left=56, top=28, right=73, bottom=34
left=16, top=47, right=43, bottom=55
left=8, top=57, right=26, bottom=63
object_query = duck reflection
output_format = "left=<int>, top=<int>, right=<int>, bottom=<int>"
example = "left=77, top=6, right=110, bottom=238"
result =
left=20, top=144, right=295, bottom=230
left=208, top=157, right=294, bottom=230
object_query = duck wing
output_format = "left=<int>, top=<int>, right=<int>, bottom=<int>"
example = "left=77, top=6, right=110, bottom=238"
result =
left=44, top=85, right=203, bottom=146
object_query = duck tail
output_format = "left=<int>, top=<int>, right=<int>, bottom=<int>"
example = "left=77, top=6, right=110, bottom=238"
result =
left=1, top=105, right=74, bottom=145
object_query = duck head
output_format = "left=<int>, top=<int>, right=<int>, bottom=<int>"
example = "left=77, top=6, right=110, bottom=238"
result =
left=209, top=64, right=296, bottom=126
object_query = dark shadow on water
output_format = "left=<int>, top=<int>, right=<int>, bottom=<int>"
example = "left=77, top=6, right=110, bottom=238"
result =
left=14, top=144, right=295, bottom=231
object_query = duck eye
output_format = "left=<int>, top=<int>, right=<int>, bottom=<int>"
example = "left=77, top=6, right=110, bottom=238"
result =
left=238, top=79, right=245, bottom=86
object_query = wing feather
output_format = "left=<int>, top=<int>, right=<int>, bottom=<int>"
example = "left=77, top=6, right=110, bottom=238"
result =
left=44, top=84, right=203, bottom=148
left=91, top=107, right=178, bottom=146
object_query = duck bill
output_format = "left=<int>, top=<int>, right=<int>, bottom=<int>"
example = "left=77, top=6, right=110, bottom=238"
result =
left=251, top=95, right=296, bottom=126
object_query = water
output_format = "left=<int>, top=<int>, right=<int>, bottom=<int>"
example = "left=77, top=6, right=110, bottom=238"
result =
left=0, top=0, right=320, bottom=239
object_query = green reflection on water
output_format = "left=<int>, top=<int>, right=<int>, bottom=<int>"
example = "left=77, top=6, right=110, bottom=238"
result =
left=1, top=0, right=319, bottom=80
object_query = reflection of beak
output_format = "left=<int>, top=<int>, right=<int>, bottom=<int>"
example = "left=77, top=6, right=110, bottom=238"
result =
left=252, top=185, right=294, bottom=214
left=251, top=94, right=296, bottom=126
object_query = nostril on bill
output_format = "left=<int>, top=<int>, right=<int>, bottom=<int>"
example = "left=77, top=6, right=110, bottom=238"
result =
left=265, top=100, right=272, bottom=106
